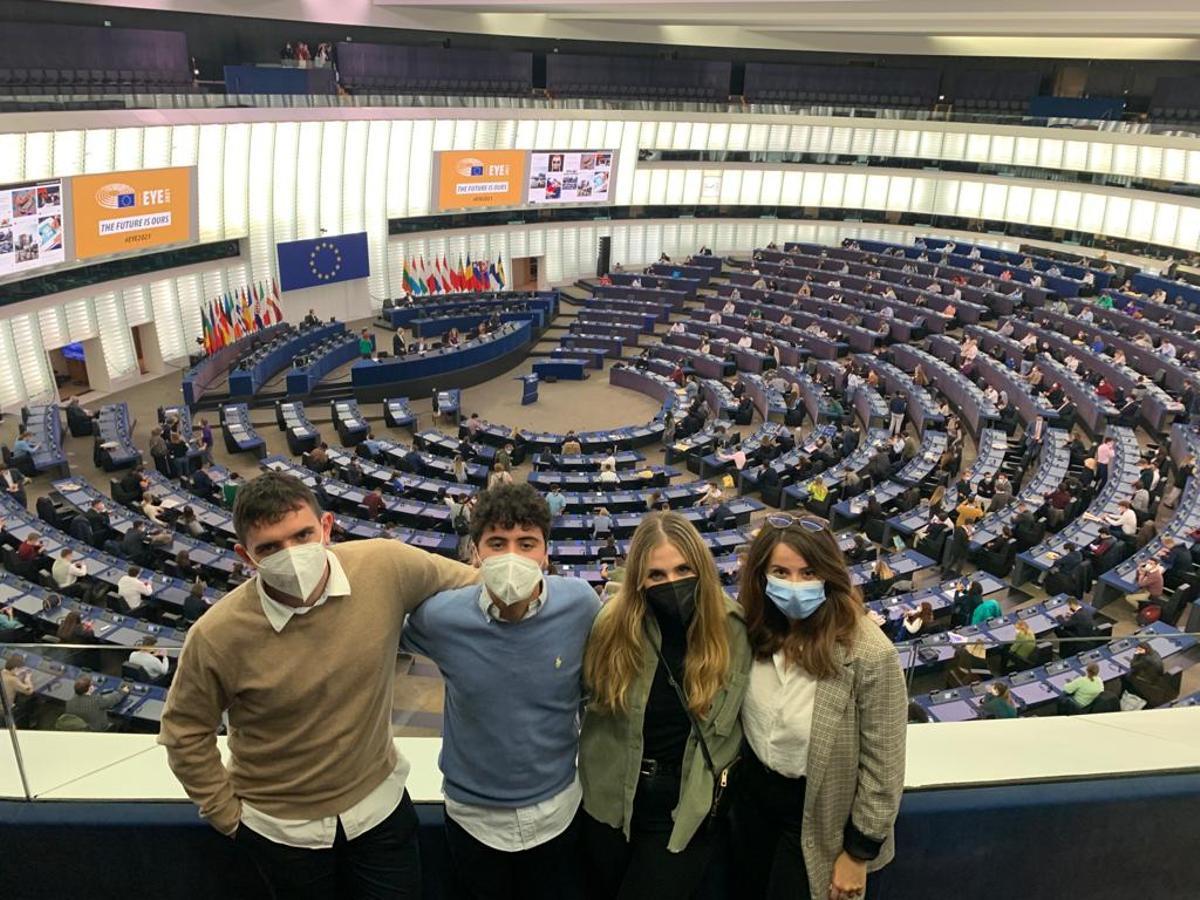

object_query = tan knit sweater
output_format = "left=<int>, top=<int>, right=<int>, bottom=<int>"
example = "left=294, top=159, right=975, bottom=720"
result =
left=158, top=539, right=478, bottom=834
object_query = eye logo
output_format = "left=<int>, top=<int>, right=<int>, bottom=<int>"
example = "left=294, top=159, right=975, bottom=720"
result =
left=455, top=157, right=485, bottom=178
left=95, top=183, right=137, bottom=210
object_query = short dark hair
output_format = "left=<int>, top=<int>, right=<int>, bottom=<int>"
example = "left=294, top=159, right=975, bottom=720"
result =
left=232, top=472, right=321, bottom=544
left=469, top=483, right=550, bottom=547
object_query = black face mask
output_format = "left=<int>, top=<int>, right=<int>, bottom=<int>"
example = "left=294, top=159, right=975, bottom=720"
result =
left=644, top=576, right=699, bottom=626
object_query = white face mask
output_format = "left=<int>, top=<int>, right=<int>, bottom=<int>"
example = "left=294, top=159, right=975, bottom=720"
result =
left=253, top=541, right=329, bottom=603
left=480, top=553, right=543, bottom=608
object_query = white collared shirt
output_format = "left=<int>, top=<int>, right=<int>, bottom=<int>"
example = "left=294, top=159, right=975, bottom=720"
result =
left=742, top=651, right=818, bottom=779
left=240, top=549, right=409, bottom=848
left=441, top=580, right=582, bottom=852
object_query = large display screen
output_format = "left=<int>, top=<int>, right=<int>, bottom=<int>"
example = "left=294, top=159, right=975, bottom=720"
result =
left=435, top=150, right=527, bottom=212
left=0, top=166, right=197, bottom=283
left=526, top=150, right=614, bottom=205
left=71, top=166, right=197, bottom=260
left=0, top=178, right=66, bottom=277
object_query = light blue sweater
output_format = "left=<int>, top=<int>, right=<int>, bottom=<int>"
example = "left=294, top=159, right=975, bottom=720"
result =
left=401, top=574, right=601, bottom=807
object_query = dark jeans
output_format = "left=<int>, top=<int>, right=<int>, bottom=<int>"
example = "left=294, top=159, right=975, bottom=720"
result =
left=582, top=769, right=715, bottom=900
left=236, top=790, right=421, bottom=900
left=730, top=749, right=811, bottom=900
left=444, top=808, right=584, bottom=900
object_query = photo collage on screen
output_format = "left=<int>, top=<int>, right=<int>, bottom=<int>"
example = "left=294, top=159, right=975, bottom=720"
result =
left=0, top=179, right=65, bottom=277
left=527, top=150, right=613, bottom=204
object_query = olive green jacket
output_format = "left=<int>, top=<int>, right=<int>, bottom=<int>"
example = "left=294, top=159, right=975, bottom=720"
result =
left=578, top=597, right=752, bottom=852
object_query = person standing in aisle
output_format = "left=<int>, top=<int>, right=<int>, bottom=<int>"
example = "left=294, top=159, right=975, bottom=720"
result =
left=731, top=514, right=906, bottom=900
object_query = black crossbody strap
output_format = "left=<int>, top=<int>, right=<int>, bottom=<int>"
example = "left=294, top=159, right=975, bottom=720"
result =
left=646, top=624, right=717, bottom=775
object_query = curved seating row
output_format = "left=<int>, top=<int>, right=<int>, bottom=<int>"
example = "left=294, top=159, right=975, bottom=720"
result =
left=890, top=345, right=998, bottom=437
left=915, top=622, right=1196, bottom=722
left=17, top=404, right=69, bottom=477
left=275, top=400, right=321, bottom=455
left=228, top=322, right=344, bottom=398
left=384, top=291, right=558, bottom=328
left=93, top=403, right=142, bottom=472
left=0, top=493, right=223, bottom=613
left=352, top=320, right=533, bottom=389
left=181, top=322, right=287, bottom=407
left=258, top=457, right=459, bottom=556
left=286, top=333, right=361, bottom=396
left=1011, top=426, right=1141, bottom=585
left=218, top=403, right=266, bottom=457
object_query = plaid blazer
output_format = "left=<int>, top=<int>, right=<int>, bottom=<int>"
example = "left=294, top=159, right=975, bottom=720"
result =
left=800, top=615, right=907, bottom=900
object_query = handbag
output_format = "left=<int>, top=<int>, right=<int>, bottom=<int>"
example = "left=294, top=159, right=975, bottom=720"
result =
left=646, top=626, right=740, bottom=830
left=1119, top=691, right=1148, bottom=711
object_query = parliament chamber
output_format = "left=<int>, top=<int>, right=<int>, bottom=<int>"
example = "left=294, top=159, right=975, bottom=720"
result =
left=1, top=2, right=1200, bottom=898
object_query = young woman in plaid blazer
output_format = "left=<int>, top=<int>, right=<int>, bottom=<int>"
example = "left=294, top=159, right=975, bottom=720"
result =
left=732, top=515, right=907, bottom=900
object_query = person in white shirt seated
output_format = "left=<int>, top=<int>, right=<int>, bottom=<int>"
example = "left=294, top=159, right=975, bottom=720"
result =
left=708, top=311, right=722, bottom=325
left=598, top=466, right=620, bottom=484
left=1099, top=500, right=1138, bottom=537
left=752, top=277, right=767, bottom=290
left=694, top=482, right=723, bottom=507
left=737, top=335, right=754, bottom=349
left=1159, top=340, right=1177, bottom=359
left=142, top=495, right=168, bottom=526
left=117, top=565, right=155, bottom=615
left=669, top=321, right=685, bottom=336
left=631, top=277, right=643, bottom=288
left=722, top=300, right=736, bottom=315
left=730, top=287, right=742, bottom=301
left=51, top=547, right=88, bottom=595
left=129, top=635, right=171, bottom=680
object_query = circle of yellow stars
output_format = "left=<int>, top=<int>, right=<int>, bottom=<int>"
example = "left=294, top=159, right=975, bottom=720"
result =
left=308, top=241, right=343, bottom=281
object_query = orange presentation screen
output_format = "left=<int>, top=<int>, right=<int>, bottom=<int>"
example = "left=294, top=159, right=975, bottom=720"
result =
left=435, top=150, right=527, bottom=211
left=70, top=166, right=197, bottom=260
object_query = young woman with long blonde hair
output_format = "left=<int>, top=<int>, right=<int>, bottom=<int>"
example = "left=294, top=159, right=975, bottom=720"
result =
left=579, top=511, right=750, bottom=899
left=732, top=515, right=906, bottom=900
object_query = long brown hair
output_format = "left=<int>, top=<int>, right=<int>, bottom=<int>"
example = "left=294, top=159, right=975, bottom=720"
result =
left=584, top=511, right=731, bottom=717
left=740, top=520, right=863, bottom=679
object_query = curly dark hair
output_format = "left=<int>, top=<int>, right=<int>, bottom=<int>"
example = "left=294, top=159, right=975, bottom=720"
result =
left=469, top=482, right=551, bottom=547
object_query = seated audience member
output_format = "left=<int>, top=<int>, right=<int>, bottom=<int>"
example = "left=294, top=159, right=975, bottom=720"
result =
left=17, top=532, right=44, bottom=563
left=65, top=674, right=131, bottom=732
left=1056, top=598, right=1096, bottom=640
left=901, top=601, right=934, bottom=637
left=1058, top=662, right=1104, bottom=713
left=970, top=595, right=1002, bottom=626
left=117, top=565, right=155, bottom=615
left=128, top=636, right=171, bottom=681
left=980, top=682, right=1018, bottom=719
left=591, top=507, right=613, bottom=539
left=1008, top=619, right=1037, bottom=668
left=51, top=547, right=88, bottom=596
left=56, top=609, right=93, bottom=644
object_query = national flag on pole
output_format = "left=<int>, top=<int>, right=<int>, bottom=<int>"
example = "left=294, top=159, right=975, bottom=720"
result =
left=463, top=253, right=475, bottom=292
left=241, top=287, right=254, bottom=333
left=407, top=257, right=423, bottom=296
left=200, top=304, right=212, bottom=353
left=453, top=255, right=464, bottom=291
left=495, top=255, right=506, bottom=289
left=253, top=282, right=265, bottom=331
left=268, top=276, right=284, bottom=324
left=439, top=256, right=452, bottom=294
left=421, top=255, right=438, bottom=295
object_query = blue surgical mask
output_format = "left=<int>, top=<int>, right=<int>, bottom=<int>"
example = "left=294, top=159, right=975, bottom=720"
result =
left=765, top=575, right=827, bottom=620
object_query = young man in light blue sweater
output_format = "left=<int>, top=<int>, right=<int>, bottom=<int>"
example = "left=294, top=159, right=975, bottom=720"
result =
left=401, top=482, right=601, bottom=900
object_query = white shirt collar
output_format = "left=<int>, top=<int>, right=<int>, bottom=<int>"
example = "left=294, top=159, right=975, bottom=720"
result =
left=477, top=577, right=546, bottom=623
left=256, top=549, right=350, bottom=633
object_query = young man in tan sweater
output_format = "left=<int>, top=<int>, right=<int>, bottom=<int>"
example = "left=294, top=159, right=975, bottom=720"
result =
left=159, top=471, right=478, bottom=899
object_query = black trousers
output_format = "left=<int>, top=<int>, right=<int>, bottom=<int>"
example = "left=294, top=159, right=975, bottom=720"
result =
left=444, top=808, right=584, bottom=900
left=582, top=769, right=716, bottom=900
left=729, top=750, right=812, bottom=900
left=235, top=790, right=422, bottom=900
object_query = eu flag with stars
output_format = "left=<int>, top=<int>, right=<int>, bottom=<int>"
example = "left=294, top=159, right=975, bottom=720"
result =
left=276, top=232, right=370, bottom=292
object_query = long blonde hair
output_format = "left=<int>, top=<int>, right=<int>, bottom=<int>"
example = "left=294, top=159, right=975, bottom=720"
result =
left=584, top=511, right=731, bottom=717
